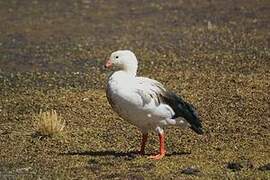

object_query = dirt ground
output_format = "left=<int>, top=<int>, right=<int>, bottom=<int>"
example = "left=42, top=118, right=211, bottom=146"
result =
left=0, top=0, right=269, bottom=179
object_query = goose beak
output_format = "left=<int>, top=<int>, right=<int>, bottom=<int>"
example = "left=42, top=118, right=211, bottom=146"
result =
left=104, top=58, right=113, bottom=68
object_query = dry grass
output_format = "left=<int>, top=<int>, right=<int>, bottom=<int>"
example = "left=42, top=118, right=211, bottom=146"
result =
left=35, top=110, right=65, bottom=137
left=0, top=0, right=269, bottom=179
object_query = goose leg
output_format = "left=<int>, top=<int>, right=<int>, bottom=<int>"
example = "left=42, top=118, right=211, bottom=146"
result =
left=139, top=133, right=148, bottom=155
left=150, top=132, right=166, bottom=160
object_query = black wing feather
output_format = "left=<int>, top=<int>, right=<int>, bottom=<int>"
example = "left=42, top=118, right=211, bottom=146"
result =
left=161, top=91, right=204, bottom=135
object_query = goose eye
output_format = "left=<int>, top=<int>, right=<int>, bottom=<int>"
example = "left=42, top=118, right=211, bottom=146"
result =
left=115, top=56, right=119, bottom=59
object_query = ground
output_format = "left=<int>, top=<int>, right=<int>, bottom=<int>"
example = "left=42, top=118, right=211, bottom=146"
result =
left=0, top=0, right=269, bottom=179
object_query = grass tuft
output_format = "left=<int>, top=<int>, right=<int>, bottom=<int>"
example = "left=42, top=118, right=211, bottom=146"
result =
left=35, top=110, right=65, bottom=137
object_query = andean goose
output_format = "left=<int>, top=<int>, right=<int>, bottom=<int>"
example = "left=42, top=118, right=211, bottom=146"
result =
left=105, top=50, right=203, bottom=159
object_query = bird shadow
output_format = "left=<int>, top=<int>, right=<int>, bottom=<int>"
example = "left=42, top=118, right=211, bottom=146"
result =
left=59, top=150, right=191, bottom=158
left=60, top=150, right=138, bottom=157
left=167, top=151, right=191, bottom=157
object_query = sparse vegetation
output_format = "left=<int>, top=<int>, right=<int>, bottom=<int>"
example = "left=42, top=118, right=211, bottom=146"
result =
left=0, top=0, right=269, bottom=179
left=35, top=110, right=65, bottom=137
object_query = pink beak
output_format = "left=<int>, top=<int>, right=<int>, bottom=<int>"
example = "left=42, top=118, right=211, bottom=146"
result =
left=105, top=58, right=112, bottom=68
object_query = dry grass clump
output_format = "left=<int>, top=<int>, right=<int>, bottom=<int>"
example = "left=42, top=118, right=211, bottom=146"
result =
left=35, top=110, right=65, bottom=137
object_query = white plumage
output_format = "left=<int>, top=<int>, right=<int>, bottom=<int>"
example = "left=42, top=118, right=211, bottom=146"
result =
left=105, top=50, right=203, bottom=159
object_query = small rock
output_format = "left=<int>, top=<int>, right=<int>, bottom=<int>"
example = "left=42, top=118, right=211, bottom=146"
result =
left=258, top=163, right=270, bottom=171
left=181, top=166, right=200, bottom=175
left=227, top=162, right=243, bottom=171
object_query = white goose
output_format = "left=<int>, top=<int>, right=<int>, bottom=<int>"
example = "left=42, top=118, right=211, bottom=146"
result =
left=105, top=50, right=203, bottom=159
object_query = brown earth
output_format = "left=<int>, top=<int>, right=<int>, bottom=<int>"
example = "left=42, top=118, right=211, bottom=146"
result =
left=0, top=0, right=269, bottom=179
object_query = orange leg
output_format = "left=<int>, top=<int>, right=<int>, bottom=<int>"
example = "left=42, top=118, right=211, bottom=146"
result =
left=150, top=133, right=166, bottom=160
left=139, top=133, right=148, bottom=155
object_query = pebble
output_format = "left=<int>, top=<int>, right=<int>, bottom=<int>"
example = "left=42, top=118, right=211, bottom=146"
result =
left=181, top=166, right=200, bottom=175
